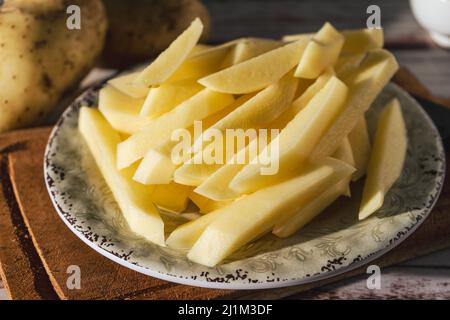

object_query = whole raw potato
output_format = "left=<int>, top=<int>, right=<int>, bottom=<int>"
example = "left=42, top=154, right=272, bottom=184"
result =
left=101, top=0, right=210, bottom=68
left=0, top=0, right=107, bottom=133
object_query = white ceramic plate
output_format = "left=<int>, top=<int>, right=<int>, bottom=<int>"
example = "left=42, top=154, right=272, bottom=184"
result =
left=44, top=81, right=445, bottom=290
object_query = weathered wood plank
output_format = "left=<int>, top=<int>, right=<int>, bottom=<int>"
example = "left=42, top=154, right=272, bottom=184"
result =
left=288, top=267, right=450, bottom=299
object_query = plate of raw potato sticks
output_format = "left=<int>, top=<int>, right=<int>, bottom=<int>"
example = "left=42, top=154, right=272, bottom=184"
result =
left=44, top=18, right=445, bottom=289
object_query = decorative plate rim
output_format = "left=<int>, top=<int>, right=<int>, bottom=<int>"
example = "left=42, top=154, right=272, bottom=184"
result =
left=43, top=81, right=446, bottom=290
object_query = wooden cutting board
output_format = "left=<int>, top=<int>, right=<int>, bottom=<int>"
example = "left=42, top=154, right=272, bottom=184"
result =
left=1, top=69, right=450, bottom=300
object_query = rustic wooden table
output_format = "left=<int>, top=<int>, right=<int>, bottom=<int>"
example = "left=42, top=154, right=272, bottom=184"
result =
left=1, top=0, right=449, bottom=299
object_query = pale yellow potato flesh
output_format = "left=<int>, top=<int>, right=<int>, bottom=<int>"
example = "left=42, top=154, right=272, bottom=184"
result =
left=140, top=78, right=203, bottom=118
left=194, top=136, right=262, bottom=201
left=335, top=53, right=367, bottom=80
left=198, top=39, right=308, bottom=94
left=193, top=73, right=332, bottom=201
left=230, top=76, right=348, bottom=195
left=151, top=183, right=192, bottom=214
left=341, top=28, right=384, bottom=54
left=133, top=96, right=251, bottom=185
left=187, top=158, right=355, bottom=266
left=174, top=74, right=298, bottom=186
left=359, top=99, right=407, bottom=220
left=78, top=107, right=165, bottom=246
left=107, top=71, right=150, bottom=99
left=134, top=18, right=204, bottom=86
left=221, top=38, right=282, bottom=68
left=295, top=23, right=345, bottom=79
left=166, top=208, right=224, bottom=250
left=283, top=28, right=384, bottom=54
left=332, top=137, right=354, bottom=197
left=348, top=116, right=371, bottom=181
left=117, top=89, right=234, bottom=170
left=291, top=68, right=334, bottom=114
left=272, top=180, right=348, bottom=238
left=309, top=49, right=399, bottom=163
left=98, top=86, right=149, bottom=135
left=167, top=41, right=236, bottom=83
left=190, top=44, right=213, bottom=55
left=189, top=192, right=233, bottom=214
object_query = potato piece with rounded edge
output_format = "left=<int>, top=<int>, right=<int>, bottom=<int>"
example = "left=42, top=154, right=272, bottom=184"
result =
left=78, top=107, right=165, bottom=246
left=140, top=79, right=203, bottom=118
left=198, top=39, right=308, bottom=94
left=134, top=18, right=204, bottom=87
left=221, top=38, right=283, bottom=68
left=167, top=41, right=237, bottom=83
left=230, top=76, right=348, bottom=195
left=98, top=86, right=150, bottom=135
left=295, top=22, right=345, bottom=79
left=117, top=89, right=235, bottom=170
left=309, top=49, right=399, bottom=163
left=359, top=99, right=407, bottom=220
left=187, top=158, right=355, bottom=266
left=0, top=0, right=107, bottom=133
left=107, top=71, right=150, bottom=99
left=348, top=116, right=371, bottom=181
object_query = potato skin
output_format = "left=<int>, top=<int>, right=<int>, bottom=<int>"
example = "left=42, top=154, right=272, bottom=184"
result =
left=101, top=0, right=210, bottom=68
left=0, top=0, right=107, bottom=133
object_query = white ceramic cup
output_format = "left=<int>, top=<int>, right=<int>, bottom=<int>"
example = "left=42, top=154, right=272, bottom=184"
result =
left=410, top=0, right=450, bottom=48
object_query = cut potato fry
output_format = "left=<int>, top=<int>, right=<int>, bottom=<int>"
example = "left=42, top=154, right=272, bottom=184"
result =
left=332, top=137, right=354, bottom=197
left=140, top=78, right=203, bottom=118
left=198, top=39, right=308, bottom=94
left=189, top=192, right=233, bottom=214
left=133, top=95, right=252, bottom=185
left=98, top=86, right=149, bottom=135
left=190, top=44, right=213, bottom=55
left=174, top=73, right=298, bottom=186
left=273, top=180, right=348, bottom=238
left=230, top=76, right=348, bottom=194
left=108, top=71, right=150, bottom=99
left=194, top=136, right=262, bottom=201
left=135, top=18, right=203, bottom=86
left=359, top=99, right=407, bottom=220
left=206, top=71, right=298, bottom=130
left=295, top=23, right=344, bottom=79
left=78, top=20, right=405, bottom=265
left=166, top=208, right=224, bottom=250
left=194, top=72, right=333, bottom=201
left=151, top=183, right=192, bottom=213
left=222, top=38, right=282, bottom=68
left=187, top=158, right=355, bottom=266
left=167, top=41, right=236, bottom=83
left=348, top=116, right=371, bottom=181
left=291, top=68, right=334, bottom=114
left=78, top=107, right=165, bottom=246
left=310, top=49, right=399, bottom=162
left=341, top=28, right=384, bottom=54
left=335, top=53, right=367, bottom=79
left=283, top=28, right=384, bottom=54
left=117, top=89, right=234, bottom=170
